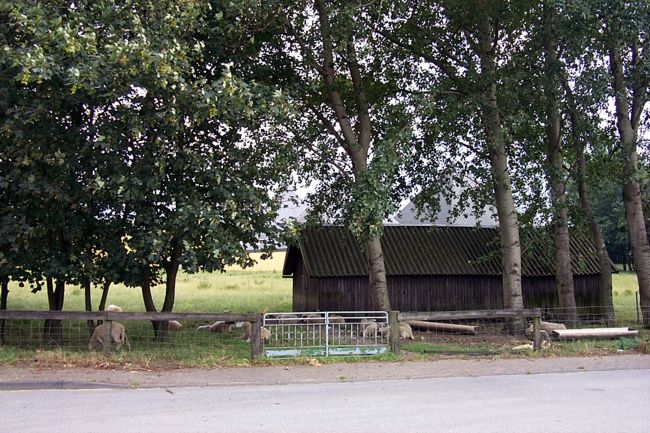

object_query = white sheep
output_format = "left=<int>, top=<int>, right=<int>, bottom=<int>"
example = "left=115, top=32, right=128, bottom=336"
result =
left=168, top=320, right=183, bottom=331
left=88, top=322, right=130, bottom=351
left=261, top=326, right=271, bottom=343
left=239, top=321, right=252, bottom=340
left=105, top=304, right=122, bottom=312
left=302, top=313, right=323, bottom=324
left=399, top=322, right=415, bottom=340
left=328, top=314, right=345, bottom=324
left=241, top=323, right=271, bottom=343
left=197, top=321, right=233, bottom=333
left=362, top=322, right=379, bottom=339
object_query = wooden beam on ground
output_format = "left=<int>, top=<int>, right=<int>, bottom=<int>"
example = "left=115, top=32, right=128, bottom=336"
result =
left=406, top=320, right=477, bottom=335
left=552, top=328, right=639, bottom=339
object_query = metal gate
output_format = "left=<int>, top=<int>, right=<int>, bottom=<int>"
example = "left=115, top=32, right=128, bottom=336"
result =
left=262, top=311, right=389, bottom=358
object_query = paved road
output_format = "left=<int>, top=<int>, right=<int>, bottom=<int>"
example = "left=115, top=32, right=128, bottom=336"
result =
left=2, top=368, right=649, bottom=433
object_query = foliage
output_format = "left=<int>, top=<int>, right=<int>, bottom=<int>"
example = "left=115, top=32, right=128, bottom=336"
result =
left=0, top=1, right=297, bottom=310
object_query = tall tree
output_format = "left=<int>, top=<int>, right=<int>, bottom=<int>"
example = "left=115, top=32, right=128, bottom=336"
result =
left=385, top=1, right=530, bottom=312
left=593, top=0, right=650, bottom=326
left=541, top=3, right=579, bottom=326
left=256, top=0, right=412, bottom=310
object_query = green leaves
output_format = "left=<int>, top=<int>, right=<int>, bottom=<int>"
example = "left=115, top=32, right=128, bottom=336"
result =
left=0, top=0, right=297, bottom=296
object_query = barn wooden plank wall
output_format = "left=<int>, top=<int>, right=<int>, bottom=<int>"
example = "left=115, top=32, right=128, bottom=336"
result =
left=293, top=274, right=603, bottom=314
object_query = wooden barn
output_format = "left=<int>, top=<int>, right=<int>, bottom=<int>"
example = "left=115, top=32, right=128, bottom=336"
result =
left=282, top=226, right=607, bottom=313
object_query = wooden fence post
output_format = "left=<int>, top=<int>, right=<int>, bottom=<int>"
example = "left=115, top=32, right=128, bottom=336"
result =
left=103, top=320, right=112, bottom=355
left=532, top=310, right=541, bottom=351
left=250, top=314, right=263, bottom=361
left=389, top=311, right=400, bottom=354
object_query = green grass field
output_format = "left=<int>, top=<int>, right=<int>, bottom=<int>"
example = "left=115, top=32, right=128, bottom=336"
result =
left=5, top=251, right=291, bottom=313
left=1, top=257, right=641, bottom=315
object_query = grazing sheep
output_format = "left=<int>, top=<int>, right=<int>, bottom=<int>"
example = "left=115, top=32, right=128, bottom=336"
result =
left=241, top=323, right=271, bottom=343
left=168, top=320, right=183, bottom=331
left=363, top=322, right=380, bottom=339
left=302, top=313, right=323, bottom=324
left=525, top=321, right=564, bottom=341
left=239, top=321, right=252, bottom=341
left=370, top=322, right=414, bottom=340
left=399, top=322, right=415, bottom=340
left=197, top=321, right=233, bottom=333
left=328, top=314, right=345, bottom=324
left=88, top=322, right=130, bottom=351
left=105, top=304, right=122, bottom=313
left=281, top=314, right=302, bottom=325
left=261, top=326, right=271, bottom=343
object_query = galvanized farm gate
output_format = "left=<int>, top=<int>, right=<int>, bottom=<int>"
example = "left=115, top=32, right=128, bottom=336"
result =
left=262, top=311, right=389, bottom=358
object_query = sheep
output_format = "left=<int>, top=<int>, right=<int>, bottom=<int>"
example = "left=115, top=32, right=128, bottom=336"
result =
left=362, top=322, right=379, bottom=339
left=197, top=321, right=233, bottom=333
left=525, top=321, right=565, bottom=341
left=88, top=322, right=130, bottom=351
left=281, top=314, right=302, bottom=325
left=168, top=320, right=183, bottom=331
left=105, top=304, right=122, bottom=313
left=261, top=326, right=271, bottom=343
left=239, top=321, right=252, bottom=341
left=240, top=323, right=271, bottom=343
left=399, top=322, right=415, bottom=340
left=363, top=322, right=412, bottom=340
left=328, top=314, right=345, bottom=324
left=302, top=313, right=323, bottom=324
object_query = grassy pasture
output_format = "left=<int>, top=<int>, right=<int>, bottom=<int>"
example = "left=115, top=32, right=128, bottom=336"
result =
left=5, top=252, right=291, bottom=313
left=2, top=255, right=639, bottom=316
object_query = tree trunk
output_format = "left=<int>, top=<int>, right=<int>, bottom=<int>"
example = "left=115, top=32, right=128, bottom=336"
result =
left=610, top=45, right=650, bottom=328
left=83, top=280, right=95, bottom=337
left=141, top=278, right=164, bottom=339
left=476, top=13, right=524, bottom=314
left=567, top=95, right=616, bottom=325
left=44, top=278, right=65, bottom=345
left=0, top=276, right=8, bottom=345
left=543, top=7, right=578, bottom=328
left=162, top=240, right=181, bottom=313
left=314, top=0, right=392, bottom=312
left=367, top=238, right=390, bottom=310
left=156, top=241, right=182, bottom=341
left=98, top=280, right=111, bottom=311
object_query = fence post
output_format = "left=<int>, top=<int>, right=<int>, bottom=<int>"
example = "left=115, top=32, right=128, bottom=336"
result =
left=389, top=311, right=400, bottom=354
left=250, top=314, right=263, bottom=361
left=103, top=319, right=112, bottom=355
left=532, top=310, right=541, bottom=351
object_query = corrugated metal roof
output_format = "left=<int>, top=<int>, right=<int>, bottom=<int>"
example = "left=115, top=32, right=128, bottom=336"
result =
left=283, top=226, right=601, bottom=278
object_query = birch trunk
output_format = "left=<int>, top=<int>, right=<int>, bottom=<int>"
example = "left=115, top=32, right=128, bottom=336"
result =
left=543, top=8, right=578, bottom=327
left=477, top=11, right=523, bottom=312
left=568, top=106, right=615, bottom=325
left=609, top=45, right=650, bottom=328
left=314, top=0, right=391, bottom=311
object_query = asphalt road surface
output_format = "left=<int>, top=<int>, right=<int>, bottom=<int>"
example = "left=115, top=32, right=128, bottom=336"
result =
left=2, top=368, right=649, bottom=433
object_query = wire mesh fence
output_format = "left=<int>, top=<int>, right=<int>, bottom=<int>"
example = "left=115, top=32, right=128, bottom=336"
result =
left=0, top=311, right=262, bottom=363
left=0, top=305, right=646, bottom=362
left=397, top=305, right=647, bottom=356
